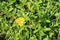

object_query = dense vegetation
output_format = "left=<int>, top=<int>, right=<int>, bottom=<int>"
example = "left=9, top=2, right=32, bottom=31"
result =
left=0, top=0, right=60, bottom=40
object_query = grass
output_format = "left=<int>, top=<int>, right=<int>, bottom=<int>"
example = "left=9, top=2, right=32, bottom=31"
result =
left=0, top=0, right=60, bottom=40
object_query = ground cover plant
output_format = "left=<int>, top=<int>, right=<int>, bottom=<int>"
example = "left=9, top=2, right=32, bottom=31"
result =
left=0, top=0, right=60, bottom=40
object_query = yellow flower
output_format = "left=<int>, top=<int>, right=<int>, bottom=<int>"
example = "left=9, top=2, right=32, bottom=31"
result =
left=15, top=17, right=26, bottom=27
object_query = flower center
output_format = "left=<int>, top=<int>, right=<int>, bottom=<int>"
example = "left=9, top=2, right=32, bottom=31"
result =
left=20, top=20, right=24, bottom=24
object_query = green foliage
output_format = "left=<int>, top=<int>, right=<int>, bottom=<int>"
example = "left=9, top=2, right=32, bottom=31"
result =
left=0, top=0, right=60, bottom=40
